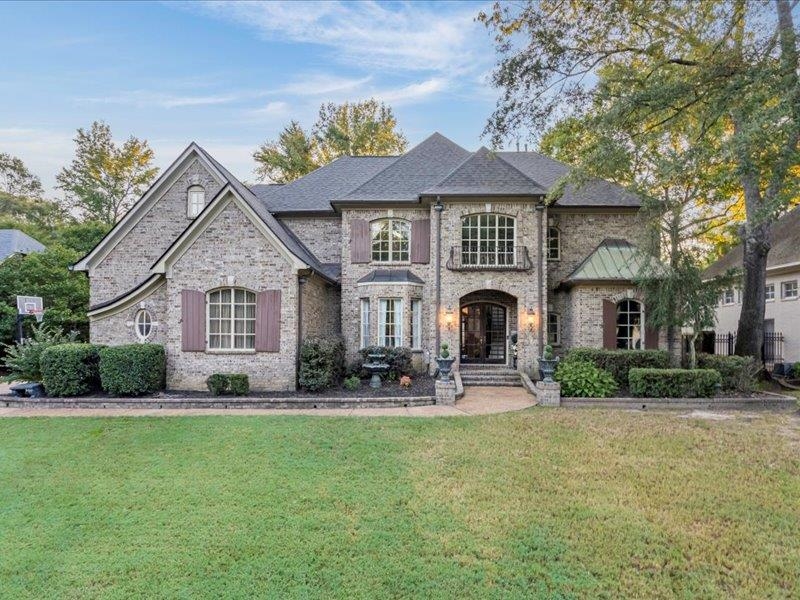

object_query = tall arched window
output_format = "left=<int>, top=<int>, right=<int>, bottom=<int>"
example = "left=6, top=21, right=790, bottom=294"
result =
left=371, top=218, right=410, bottom=262
left=616, top=299, right=643, bottom=349
left=187, top=185, right=205, bottom=218
left=461, top=214, right=515, bottom=266
left=547, top=226, right=560, bottom=260
left=207, top=288, right=256, bottom=350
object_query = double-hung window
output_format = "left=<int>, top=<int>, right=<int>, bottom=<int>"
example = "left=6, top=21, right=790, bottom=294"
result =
left=411, top=299, right=422, bottom=350
left=547, top=313, right=561, bottom=345
left=379, top=298, right=403, bottom=347
left=187, top=185, right=205, bottom=218
left=766, top=283, right=775, bottom=301
left=360, top=298, right=370, bottom=348
left=207, top=288, right=256, bottom=350
left=782, top=280, right=798, bottom=300
left=722, top=289, right=735, bottom=306
left=547, top=227, right=560, bottom=260
left=371, top=219, right=410, bottom=262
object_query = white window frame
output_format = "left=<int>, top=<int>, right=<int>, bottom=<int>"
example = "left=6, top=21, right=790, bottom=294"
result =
left=360, top=298, right=370, bottom=349
left=616, top=299, right=643, bottom=350
left=411, top=298, right=422, bottom=350
left=206, top=287, right=256, bottom=351
left=371, top=219, right=410, bottom=263
left=766, top=283, right=775, bottom=302
left=722, top=289, right=735, bottom=306
left=460, top=213, right=516, bottom=266
left=782, top=280, right=798, bottom=300
left=135, top=309, right=153, bottom=342
left=547, top=312, right=561, bottom=346
left=187, top=185, right=205, bottom=218
left=379, top=298, right=403, bottom=347
left=546, top=226, right=560, bottom=261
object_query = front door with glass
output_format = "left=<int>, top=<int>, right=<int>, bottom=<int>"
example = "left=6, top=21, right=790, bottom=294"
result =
left=460, top=303, right=507, bottom=363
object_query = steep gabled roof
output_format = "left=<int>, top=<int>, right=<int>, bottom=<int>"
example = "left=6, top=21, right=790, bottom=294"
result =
left=562, top=238, right=645, bottom=286
left=251, top=155, right=398, bottom=213
left=424, top=147, right=546, bottom=196
left=0, top=229, right=46, bottom=260
left=497, top=151, right=641, bottom=208
left=704, top=205, right=800, bottom=278
left=339, top=132, right=471, bottom=202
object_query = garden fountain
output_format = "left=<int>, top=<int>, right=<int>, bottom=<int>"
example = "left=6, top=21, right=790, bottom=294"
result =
left=363, top=352, right=390, bottom=388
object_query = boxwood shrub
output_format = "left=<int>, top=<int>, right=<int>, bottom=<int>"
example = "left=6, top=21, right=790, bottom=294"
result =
left=555, top=360, right=618, bottom=398
left=40, top=343, right=103, bottom=397
left=696, top=353, right=758, bottom=392
left=629, top=368, right=721, bottom=398
left=299, top=337, right=345, bottom=392
left=99, top=344, right=165, bottom=396
left=563, top=348, right=671, bottom=386
left=206, top=373, right=249, bottom=396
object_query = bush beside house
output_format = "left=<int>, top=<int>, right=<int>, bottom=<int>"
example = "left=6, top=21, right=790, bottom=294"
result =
left=98, top=344, right=165, bottom=396
left=206, top=373, right=250, bottom=396
left=696, top=353, right=758, bottom=392
left=298, top=337, right=345, bottom=392
left=563, top=348, right=671, bottom=387
left=629, top=368, right=721, bottom=398
left=357, top=346, right=413, bottom=380
left=40, top=343, right=102, bottom=397
left=555, top=360, right=618, bottom=397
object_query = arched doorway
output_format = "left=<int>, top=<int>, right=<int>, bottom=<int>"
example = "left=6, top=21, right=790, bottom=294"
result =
left=460, top=302, right=508, bottom=363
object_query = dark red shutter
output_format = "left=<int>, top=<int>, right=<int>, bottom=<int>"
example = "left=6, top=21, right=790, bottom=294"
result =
left=645, top=326, right=659, bottom=350
left=351, top=219, right=370, bottom=263
left=602, top=300, right=616, bottom=350
left=411, top=219, right=431, bottom=264
left=181, top=289, right=205, bottom=352
left=256, top=290, right=281, bottom=352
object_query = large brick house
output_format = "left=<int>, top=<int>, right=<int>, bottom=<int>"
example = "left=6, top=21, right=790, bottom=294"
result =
left=73, top=133, right=659, bottom=391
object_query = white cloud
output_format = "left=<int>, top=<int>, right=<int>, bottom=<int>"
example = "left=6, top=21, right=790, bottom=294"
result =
left=188, top=1, right=491, bottom=74
left=372, top=78, right=447, bottom=105
left=269, top=74, right=373, bottom=97
left=78, top=90, right=239, bottom=109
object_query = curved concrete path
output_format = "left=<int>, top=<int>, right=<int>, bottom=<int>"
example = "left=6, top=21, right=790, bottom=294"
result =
left=0, top=386, right=535, bottom=418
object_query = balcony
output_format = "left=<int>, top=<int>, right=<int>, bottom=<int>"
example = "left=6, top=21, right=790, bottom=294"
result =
left=446, top=245, right=533, bottom=271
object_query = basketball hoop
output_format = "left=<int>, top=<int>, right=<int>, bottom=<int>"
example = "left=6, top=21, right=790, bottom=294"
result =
left=16, top=295, right=44, bottom=323
left=27, top=307, right=44, bottom=323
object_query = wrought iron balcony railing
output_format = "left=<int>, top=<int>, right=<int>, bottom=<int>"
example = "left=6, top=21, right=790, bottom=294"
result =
left=446, top=245, right=533, bottom=271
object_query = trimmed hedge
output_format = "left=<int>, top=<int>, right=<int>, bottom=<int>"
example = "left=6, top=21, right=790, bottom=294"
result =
left=40, top=343, right=102, bottom=397
left=696, top=353, right=758, bottom=392
left=206, top=373, right=250, bottom=396
left=299, top=337, right=345, bottom=392
left=564, top=348, right=671, bottom=386
left=629, top=368, right=721, bottom=398
left=99, top=344, right=166, bottom=396
left=555, top=360, right=618, bottom=398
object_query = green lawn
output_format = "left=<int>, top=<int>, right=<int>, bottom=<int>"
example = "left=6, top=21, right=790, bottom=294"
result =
left=1, top=410, right=798, bottom=599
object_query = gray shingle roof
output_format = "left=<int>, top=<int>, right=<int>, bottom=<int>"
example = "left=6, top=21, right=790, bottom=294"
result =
left=340, top=132, right=471, bottom=202
left=250, top=155, right=397, bottom=213
left=357, top=269, right=424, bottom=284
left=562, top=238, right=644, bottom=284
left=425, top=147, right=547, bottom=196
left=497, top=151, right=641, bottom=207
left=0, top=229, right=46, bottom=261
left=704, top=205, right=800, bottom=278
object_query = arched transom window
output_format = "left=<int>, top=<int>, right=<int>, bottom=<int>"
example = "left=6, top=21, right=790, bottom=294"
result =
left=207, top=288, right=256, bottom=350
left=616, top=299, right=643, bottom=350
left=461, top=214, right=515, bottom=266
left=187, top=185, right=205, bottom=218
left=371, top=219, right=409, bottom=263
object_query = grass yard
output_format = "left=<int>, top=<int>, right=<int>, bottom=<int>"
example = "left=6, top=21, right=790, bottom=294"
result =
left=1, top=409, right=799, bottom=599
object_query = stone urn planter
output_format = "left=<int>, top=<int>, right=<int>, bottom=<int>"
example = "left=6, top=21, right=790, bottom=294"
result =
left=436, top=343, right=456, bottom=381
left=539, top=344, right=559, bottom=383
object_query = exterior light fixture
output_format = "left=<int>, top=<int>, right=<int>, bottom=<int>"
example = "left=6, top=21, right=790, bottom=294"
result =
left=444, top=307, right=455, bottom=330
left=526, top=308, right=537, bottom=332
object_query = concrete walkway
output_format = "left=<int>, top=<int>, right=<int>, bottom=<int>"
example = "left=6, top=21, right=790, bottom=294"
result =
left=0, top=386, right=535, bottom=418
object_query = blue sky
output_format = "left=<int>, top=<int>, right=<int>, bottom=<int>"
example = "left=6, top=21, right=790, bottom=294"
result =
left=0, top=0, right=499, bottom=193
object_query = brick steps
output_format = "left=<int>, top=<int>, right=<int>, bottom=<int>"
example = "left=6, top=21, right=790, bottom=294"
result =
left=459, top=365, right=522, bottom=387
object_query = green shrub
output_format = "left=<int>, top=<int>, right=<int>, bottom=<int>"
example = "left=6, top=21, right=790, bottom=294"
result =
left=99, top=344, right=165, bottom=396
left=343, top=375, right=361, bottom=391
left=228, top=374, right=249, bottom=396
left=629, top=368, right=721, bottom=398
left=555, top=360, right=618, bottom=398
left=563, top=348, right=671, bottom=386
left=696, top=353, right=758, bottom=392
left=40, top=343, right=102, bottom=397
left=299, top=337, right=345, bottom=392
left=793, top=362, right=800, bottom=379
left=2, top=325, right=78, bottom=382
left=358, top=346, right=412, bottom=379
left=207, top=374, right=228, bottom=396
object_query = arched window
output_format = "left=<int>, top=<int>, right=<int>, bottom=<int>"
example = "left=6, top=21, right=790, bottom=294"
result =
left=371, top=218, right=410, bottom=262
left=187, top=185, right=205, bottom=218
left=135, top=309, right=153, bottom=342
left=547, top=226, right=560, bottom=260
left=207, top=288, right=256, bottom=350
left=616, top=299, right=643, bottom=349
left=460, top=214, right=515, bottom=266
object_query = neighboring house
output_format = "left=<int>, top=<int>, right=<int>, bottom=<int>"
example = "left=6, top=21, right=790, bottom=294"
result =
left=705, top=206, right=800, bottom=364
left=73, top=133, right=659, bottom=391
left=0, top=229, right=46, bottom=261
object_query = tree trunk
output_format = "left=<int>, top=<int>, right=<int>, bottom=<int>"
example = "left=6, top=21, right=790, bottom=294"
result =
left=688, top=332, right=698, bottom=370
left=734, top=218, right=770, bottom=359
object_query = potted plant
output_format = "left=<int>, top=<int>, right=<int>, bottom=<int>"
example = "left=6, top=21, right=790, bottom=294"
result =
left=539, top=344, right=559, bottom=383
left=436, top=343, right=456, bottom=381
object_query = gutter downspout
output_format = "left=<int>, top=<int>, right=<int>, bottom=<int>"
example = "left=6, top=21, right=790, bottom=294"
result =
left=535, top=203, right=545, bottom=359
left=434, top=196, right=444, bottom=362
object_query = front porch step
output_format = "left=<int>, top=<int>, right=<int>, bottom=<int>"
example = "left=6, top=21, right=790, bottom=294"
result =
left=459, top=367, right=523, bottom=387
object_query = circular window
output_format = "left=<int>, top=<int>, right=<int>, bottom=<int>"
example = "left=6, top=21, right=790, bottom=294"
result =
left=135, top=309, right=153, bottom=342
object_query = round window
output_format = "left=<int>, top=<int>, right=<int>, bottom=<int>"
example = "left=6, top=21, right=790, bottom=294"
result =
left=135, top=309, right=153, bottom=342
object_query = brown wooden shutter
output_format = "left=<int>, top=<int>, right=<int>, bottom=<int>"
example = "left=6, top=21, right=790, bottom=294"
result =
left=181, top=289, right=205, bottom=352
left=602, top=300, right=617, bottom=350
left=256, top=290, right=281, bottom=352
left=351, top=219, right=370, bottom=263
left=410, top=219, right=431, bottom=264
left=645, top=326, right=659, bottom=350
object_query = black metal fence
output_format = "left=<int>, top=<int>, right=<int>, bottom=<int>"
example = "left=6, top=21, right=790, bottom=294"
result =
left=714, top=331, right=784, bottom=368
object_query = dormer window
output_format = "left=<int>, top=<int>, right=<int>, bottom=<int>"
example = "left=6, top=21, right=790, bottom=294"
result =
left=187, top=185, right=205, bottom=218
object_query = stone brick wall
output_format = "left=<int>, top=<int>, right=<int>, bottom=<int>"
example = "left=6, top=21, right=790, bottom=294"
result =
left=279, top=216, right=342, bottom=264
left=164, top=199, right=299, bottom=391
left=90, top=281, right=168, bottom=346
left=90, top=159, right=223, bottom=304
left=301, top=273, right=341, bottom=340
